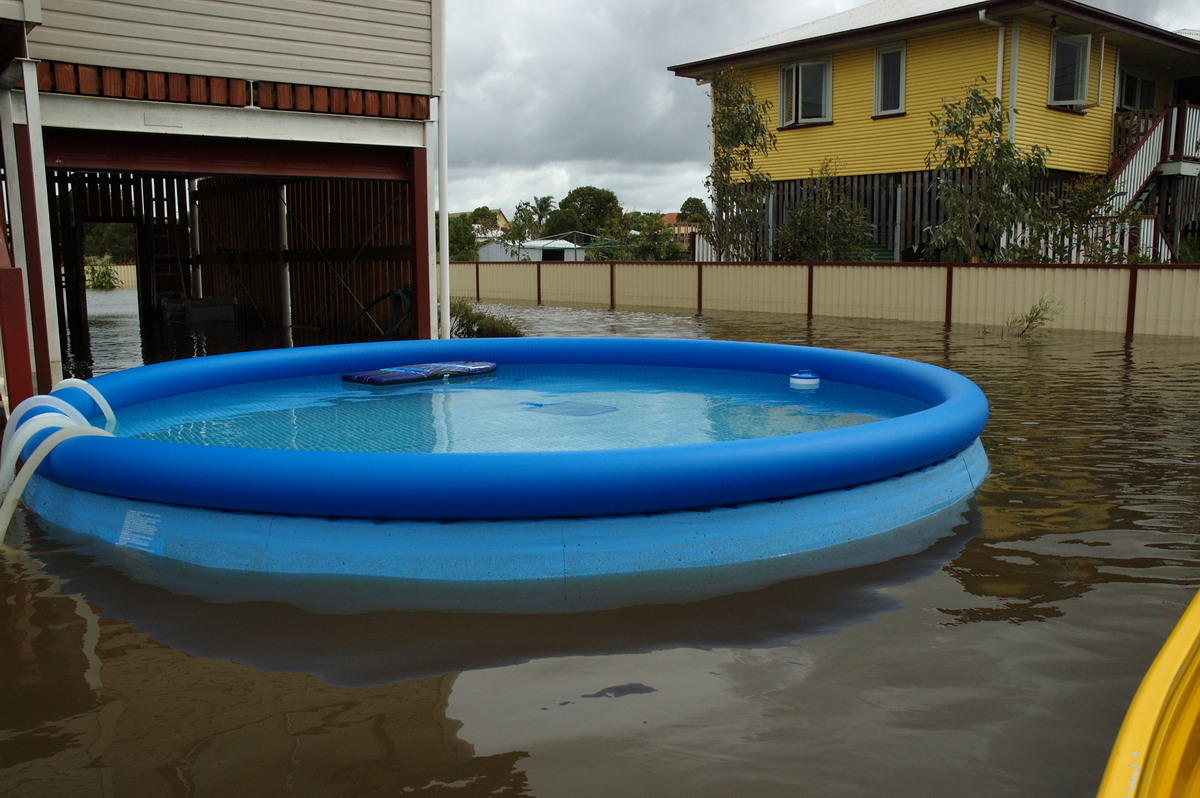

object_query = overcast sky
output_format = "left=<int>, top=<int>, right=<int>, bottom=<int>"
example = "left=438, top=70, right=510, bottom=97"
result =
left=442, top=0, right=1200, bottom=217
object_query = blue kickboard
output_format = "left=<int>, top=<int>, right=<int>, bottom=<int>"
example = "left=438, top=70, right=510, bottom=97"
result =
left=341, top=360, right=497, bottom=386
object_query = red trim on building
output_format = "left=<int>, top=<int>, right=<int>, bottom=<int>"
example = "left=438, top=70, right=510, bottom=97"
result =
left=43, top=129, right=414, bottom=180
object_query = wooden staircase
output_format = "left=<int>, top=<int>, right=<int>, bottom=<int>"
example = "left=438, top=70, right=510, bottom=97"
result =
left=1108, top=103, right=1200, bottom=259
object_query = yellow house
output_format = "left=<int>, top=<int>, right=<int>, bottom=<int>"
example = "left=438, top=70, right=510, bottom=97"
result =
left=670, top=0, right=1200, bottom=261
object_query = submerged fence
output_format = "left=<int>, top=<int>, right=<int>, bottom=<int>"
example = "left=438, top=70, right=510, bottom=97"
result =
left=451, top=260, right=1200, bottom=337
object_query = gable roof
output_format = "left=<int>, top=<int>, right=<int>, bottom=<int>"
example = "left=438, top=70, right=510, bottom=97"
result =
left=669, top=0, right=1200, bottom=79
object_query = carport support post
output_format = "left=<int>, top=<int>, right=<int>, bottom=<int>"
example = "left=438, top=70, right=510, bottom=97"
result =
left=189, top=178, right=203, bottom=297
left=277, top=180, right=292, bottom=346
left=3, top=59, right=62, bottom=392
left=0, top=72, right=35, bottom=408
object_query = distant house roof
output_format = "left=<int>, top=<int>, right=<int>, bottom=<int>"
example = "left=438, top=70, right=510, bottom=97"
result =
left=449, top=208, right=510, bottom=230
left=669, top=0, right=1200, bottom=78
left=524, top=237, right=582, bottom=250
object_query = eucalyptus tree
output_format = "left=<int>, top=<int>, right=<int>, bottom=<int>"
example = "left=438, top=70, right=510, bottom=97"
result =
left=500, top=201, right=543, bottom=260
left=925, top=83, right=1047, bottom=262
left=703, top=68, right=775, bottom=262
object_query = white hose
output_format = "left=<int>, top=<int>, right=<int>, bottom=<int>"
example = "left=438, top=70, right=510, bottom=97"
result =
left=2, top=395, right=88, bottom=457
left=53, top=377, right=117, bottom=432
left=1, top=381, right=117, bottom=545
left=0, top=412, right=82, bottom=495
left=0, top=424, right=113, bottom=545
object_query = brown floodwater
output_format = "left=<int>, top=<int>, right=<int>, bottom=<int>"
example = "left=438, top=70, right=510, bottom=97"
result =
left=3, top=292, right=1199, bottom=796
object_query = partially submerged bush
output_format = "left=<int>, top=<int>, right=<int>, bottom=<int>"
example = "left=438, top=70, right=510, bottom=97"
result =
left=85, top=255, right=121, bottom=290
left=449, top=299, right=524, bottom=338
left=1006, top=296, right=1064, bottom=338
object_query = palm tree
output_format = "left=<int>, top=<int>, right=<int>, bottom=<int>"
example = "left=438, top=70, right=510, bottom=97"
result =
left=533, top=196, right=556, bottom=230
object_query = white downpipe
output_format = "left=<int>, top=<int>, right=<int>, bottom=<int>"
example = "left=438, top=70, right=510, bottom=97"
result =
left=436, top=0, right=451, bottom=338
left=438, top=91, right=450, bottom=338
left=979, top=10, right=1005, bottom=104
left=1007, top=18, right=1020, bottom=141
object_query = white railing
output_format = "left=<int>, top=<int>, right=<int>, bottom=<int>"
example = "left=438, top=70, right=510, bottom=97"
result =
left=1110, top=108, right=1170, bottom=212
left=1009, top=218, right=1137, bottom=264
left=1179, top=104, right=1200, bottom=161
left=1137, top=215, right=1175, bottom=263
left=1109, top=103, right=1200, bottom=213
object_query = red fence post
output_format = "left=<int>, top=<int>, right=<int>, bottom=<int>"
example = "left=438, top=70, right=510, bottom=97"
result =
left=944, top=264, right=955, bottom=328
left=1125, top=265, right=1139, bottom=339
left=609, top=262, right=616, bottom=311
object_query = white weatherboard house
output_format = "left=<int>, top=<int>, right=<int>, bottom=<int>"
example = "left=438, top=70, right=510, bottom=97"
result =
left=0, top=0, right=444, bottom=408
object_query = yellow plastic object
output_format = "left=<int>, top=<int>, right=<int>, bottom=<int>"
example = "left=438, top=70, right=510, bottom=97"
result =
left=1098, top=589, right=1200, bottom=798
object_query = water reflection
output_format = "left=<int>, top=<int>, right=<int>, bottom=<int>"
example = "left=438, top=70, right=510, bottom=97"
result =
left=6, top=299, right=1200, bottom=796
left=14, top=505, right=980, bottom=687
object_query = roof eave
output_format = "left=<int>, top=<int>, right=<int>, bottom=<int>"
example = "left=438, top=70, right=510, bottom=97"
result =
left=668, top=0, right=1200, bottom=79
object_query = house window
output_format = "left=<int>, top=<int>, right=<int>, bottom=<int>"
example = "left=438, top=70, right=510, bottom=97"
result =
left=1120, top=72, right=1157, bottom=110
left=780, top=59, right=831, bottom=126
left=874, top=42, right=905, bottom=116
left=1049, top=33, right=1091, bottom=107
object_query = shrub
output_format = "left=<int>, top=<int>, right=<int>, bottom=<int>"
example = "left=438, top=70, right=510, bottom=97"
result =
left=85, top=255, right=121, bottom=290
left=1006, top=296, right=1064, bottom=338
left=449, top=299, right=524, bottom=338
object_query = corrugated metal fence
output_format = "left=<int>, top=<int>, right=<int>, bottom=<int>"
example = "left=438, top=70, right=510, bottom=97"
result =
left=451, top=260, right=1200, bottom=337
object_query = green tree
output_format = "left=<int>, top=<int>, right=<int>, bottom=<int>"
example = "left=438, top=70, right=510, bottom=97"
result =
left=542, top=208, right=583, bottom=241
left=925, top=81, right=1048, bottom=262
left=558, top=186, right=622, bottom=239
left=774, top=160, right=873, bottom=262
left=469, top=206, right=499, bottom=233
left=703, top=68, right=776, bottom=262
left=609, top=212, right=687, bottom=261
left=446, top=213, right=479, bottom=261
left=678, top=197, right=708, bottom=224
left=83, top=222, right=136, bottom=262
left=500, top=201, right=543, bottom=260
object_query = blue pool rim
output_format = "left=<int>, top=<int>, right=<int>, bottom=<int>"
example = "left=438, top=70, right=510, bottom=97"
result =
left=37, top=337, right=988, bottom=521
left=24, top=440, right=987, bottom=613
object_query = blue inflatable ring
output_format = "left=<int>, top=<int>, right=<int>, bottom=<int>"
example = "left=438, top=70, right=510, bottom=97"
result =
left=39, top=337, right=987, bottom=521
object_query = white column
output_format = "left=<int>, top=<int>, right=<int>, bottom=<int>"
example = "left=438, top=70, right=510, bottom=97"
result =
left=16, top=58, right=62, bottom=386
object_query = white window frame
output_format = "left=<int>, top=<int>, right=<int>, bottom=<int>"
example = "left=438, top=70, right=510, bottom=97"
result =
left=1049, top=33, right=1091, bottom=107
left=779, top=58, right=831, bottom=126
left=1118, top=70, right=1157, bottom=110
left=874, top=42, right=906, bottom=116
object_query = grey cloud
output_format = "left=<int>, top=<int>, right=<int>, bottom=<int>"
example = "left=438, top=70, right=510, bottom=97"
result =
left=443, top=0, right=1200, bottom=214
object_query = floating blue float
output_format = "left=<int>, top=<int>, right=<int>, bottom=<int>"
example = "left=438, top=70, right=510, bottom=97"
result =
left=8, top=338, right=988, bottom=613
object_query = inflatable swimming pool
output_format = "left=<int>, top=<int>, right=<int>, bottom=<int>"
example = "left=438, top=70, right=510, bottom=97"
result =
left=6, top=337, right=989, bottom=613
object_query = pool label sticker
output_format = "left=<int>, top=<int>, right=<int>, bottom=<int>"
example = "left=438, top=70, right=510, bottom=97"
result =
left=118, top=509, right=161, bottom=552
